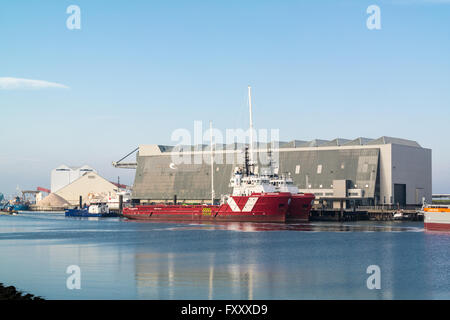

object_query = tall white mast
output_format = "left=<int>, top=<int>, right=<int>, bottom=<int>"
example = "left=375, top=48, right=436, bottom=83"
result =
left=248, top=85, right=254, bottom=164
left=210, top=120, right=215, bottom=204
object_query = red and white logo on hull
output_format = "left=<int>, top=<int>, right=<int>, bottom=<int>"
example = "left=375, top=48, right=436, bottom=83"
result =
left=227, top=197, right=258, bottom=212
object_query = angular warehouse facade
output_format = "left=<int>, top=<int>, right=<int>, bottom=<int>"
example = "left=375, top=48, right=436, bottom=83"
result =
left=131, top=137, right=431, bottom=207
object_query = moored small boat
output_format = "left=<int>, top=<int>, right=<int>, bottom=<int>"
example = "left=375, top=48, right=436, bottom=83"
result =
left=65, top=204, right=119, bottom=218
left=0, top=202, right=19, bottom=215
left=393, top=210, right=410, bottom=221
left=3, top=196, right=29, bottom=211
left=12, top=203, right=29, bottom=211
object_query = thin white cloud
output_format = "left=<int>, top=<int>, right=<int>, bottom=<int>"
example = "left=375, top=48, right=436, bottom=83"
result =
left=387, top=0, right=450, bottom=4
left=0, top=77, right=69, bottom=90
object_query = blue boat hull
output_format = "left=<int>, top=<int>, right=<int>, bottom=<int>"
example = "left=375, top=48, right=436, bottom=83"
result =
left=13, top=204, right=29, bottom=211
left=1, top=204, right=28, bottom=211
left=65, top=209, right=119, bottom=218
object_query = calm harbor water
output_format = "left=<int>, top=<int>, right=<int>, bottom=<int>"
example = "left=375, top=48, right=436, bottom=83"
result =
left=0, top=212, right=449, bottom=300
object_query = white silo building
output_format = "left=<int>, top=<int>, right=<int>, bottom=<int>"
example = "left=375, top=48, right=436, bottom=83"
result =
left=50, top=165, right=96, bottom=193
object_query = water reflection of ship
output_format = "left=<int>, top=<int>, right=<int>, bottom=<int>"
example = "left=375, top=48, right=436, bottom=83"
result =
left=125, top=219, right=315, bottom=232
left=124, top=219, right=421, bottom=233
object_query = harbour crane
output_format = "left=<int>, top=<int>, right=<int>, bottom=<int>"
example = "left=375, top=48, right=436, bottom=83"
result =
left=112, top=147, right=138, bottom=169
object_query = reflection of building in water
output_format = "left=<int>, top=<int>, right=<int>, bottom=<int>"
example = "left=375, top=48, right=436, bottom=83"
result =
left=132, top=224, right=429, bottom=299
left=134, top=250, right=369, bottom=300
left=208, top=264, right=214, bottom=300
left=134, top=253, right=255, bottom=300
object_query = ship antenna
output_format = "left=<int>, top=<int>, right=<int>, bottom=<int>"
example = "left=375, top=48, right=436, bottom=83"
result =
left=267, top=148, right=273, bottom=176
left=244, top=146, right=250, bottom=176
left=248, top=85, right=254, bottom=167
left=210, top=120, right=215, bottom=204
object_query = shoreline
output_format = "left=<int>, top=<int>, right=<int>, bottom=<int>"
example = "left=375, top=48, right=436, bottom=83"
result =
left=0, top=283, right=44, bottom=300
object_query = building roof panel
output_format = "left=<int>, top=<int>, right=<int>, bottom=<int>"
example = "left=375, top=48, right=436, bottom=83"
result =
left=367, top=136, right=421, bottom=147
left=320, top=138, right=351, bottom=147
left=343, top=137, right=373, bottom=146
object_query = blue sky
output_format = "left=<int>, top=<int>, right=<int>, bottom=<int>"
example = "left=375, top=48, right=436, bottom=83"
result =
left=0, top=0, right=449, bottom=196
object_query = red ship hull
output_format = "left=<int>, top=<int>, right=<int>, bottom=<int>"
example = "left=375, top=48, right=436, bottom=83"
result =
left=423, top=208, right=450, bottom=232
left=424, top=222, right=450, bottom=231
left=123, top=193, right=292, bottom=223
left=286, top=193, right=315, bottom=222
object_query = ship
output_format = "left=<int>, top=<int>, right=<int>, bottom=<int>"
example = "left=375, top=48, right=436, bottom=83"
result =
left=123, top=86, right=315, bottom=223
left=123, top=150, right=293, bottom=222
left=256, top=151, right=314, bottom=222
left=0, top=193, right=9, bottom=213
left=422, top=204, right=450, bottom=231
left=123, top=149, right=314, bottom=223
left=0, top=196, right=29, bottom=212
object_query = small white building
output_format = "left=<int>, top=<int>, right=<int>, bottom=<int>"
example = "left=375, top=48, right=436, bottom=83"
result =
left=51, top=165, right=96, bottom=193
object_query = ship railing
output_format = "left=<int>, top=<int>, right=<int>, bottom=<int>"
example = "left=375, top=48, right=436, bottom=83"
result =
left=357, top=204, right=422, bottom=211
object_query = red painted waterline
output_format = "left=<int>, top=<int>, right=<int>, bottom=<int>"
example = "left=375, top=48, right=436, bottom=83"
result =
left=424, top=222, right=450, bottom=231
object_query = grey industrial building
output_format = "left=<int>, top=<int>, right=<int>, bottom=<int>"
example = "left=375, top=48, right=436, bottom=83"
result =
left=129, top=136, right=431, bottom=207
